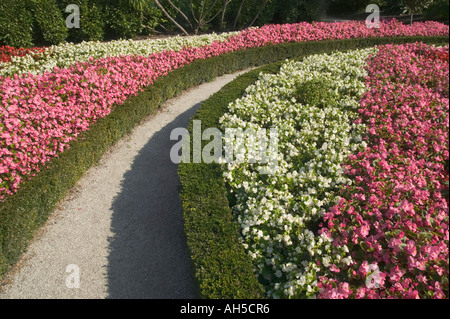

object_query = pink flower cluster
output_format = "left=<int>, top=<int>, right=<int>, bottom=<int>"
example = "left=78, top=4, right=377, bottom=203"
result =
left=229, top=20, right=448, bottom=47
left=318, top=43, right=449, bottom=299
left=1, top=21, right=448, bottom=199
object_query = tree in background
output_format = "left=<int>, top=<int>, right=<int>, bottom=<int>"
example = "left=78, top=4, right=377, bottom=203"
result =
left=127, top=0, right=228, bottom=35
left=401, top=0, right=434, bottom=25
left=225, top=0, right=272, bottom=30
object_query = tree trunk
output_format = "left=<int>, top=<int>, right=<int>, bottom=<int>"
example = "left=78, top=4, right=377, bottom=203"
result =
left=153, top=0, right=190, bottom=36
left=248, top=0, right=269, bottom=28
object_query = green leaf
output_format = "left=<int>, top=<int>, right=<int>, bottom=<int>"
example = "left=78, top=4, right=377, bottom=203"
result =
left=359, top=242, right=368, bottom=251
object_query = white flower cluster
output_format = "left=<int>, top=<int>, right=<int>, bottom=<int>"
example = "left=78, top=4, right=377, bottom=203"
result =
left=220, top=48, right=377, bottom=298
left=0, top=32, right=238, bottom=77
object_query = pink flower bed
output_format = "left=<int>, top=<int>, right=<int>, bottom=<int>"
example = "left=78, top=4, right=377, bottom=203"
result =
left=0, top=20, right=449, bottom=199
left=317, top=43, right=449, bottom=299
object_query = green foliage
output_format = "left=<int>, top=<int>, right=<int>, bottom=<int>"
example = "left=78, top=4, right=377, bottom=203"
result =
left=295, top=78, right=339, bottom=107
left=301, top=0, right=328, bottom=22
left=141, top=3, right=165, bottom=35
left=401, top=0, right=434, bottom=15
left=0, top=0, right=34, bottom=48
left=0, top=36, right=447, bottom=295
left=224, top=0, right=326, bottom=31
left=424, top=0, right=449, bottom=21
left=105, top=1, right=143, bottom=40
left=226, top=0, right=274, bottom=29
left=30, top=0, right=68, bottom=45
left=327, top=0, right=373, bottom=14
left=57, top=0, right=105, bottom=42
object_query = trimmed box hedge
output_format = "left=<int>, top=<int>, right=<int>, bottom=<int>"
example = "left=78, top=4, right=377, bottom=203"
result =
left=0, top=36, right=448, bottom=295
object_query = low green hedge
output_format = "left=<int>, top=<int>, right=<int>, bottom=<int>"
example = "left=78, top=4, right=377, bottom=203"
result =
left=0, top=36, right=448, bottom=293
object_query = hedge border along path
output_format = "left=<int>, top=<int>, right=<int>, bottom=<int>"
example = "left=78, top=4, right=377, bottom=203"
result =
left=0, top=36, right=448, bottom=291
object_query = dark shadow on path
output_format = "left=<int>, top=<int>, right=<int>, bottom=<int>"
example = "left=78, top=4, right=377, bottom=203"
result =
left=106, top=104, right=202, bottom=299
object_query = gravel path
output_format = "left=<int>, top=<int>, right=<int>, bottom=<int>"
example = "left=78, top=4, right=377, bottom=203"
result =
left=0, top=70, right=249, bottom=299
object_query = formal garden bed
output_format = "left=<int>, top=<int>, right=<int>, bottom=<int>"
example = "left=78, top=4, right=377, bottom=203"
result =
left=216, top=43, right=448, bottom=299
left=0, top=19, right=448, bottom=298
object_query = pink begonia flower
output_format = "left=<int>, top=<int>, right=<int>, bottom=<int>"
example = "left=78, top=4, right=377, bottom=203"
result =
left=399, top=199, right=415, bottom=216
left=359, top=261, right=370, bottom=276
left=406, top=290, right=420, bottom=299
left=356, top=222, right=370, bottom=238
left=407, top=256, right=426, bottom=271
left=433, top=290, right=446, bottom=299
left=433, top=265, right=445, bottom=276
left=338, top=282, right=352, bottom=298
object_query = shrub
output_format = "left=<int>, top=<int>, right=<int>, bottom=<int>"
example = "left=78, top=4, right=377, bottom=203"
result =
left=272, top=0, right=327, bottom=24
left=56, top=0, right=104, bottom=42
left=30, top=0, right=68, bottom=46
left=294, top=78, right=340, bottom=108
left=382, top=0, right=404, bottom=15
left=0, top=0, right=34, bottom=48
left=141, top=4, right=165, bottom=36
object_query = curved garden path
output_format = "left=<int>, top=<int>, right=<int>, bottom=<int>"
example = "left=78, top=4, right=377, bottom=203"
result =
left=0, top=70, right=249, bottom=299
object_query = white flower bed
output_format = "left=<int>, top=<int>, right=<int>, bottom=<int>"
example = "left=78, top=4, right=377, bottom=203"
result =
left=0, top=32, right=238, bottom=77
left=219, top=48, right=377, bottom=298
